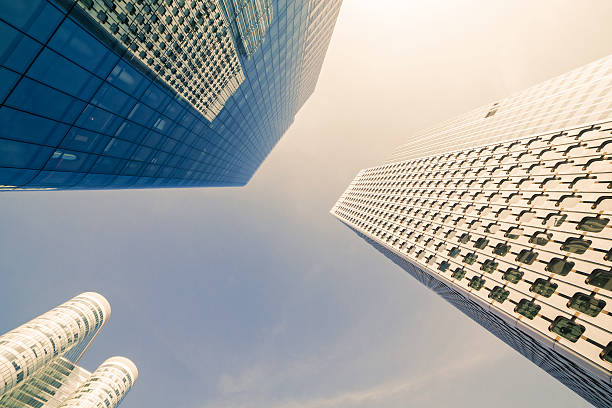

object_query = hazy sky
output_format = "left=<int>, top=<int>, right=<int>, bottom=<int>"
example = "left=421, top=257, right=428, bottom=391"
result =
left=1, top=1, right=612, bottom=407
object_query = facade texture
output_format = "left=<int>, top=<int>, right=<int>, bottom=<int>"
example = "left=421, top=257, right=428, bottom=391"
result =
left=332, top=56, right=612, bottom=407
left=0, top=293, right=138, bottom=408
left=0, top=0, right=342, bottom=191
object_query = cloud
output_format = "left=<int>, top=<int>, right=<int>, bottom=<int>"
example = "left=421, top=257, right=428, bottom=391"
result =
left=203, top=349, right=506, bottom=408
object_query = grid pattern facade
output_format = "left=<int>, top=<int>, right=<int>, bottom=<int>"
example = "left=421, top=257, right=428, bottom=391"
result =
left=73, top=0, right=245, bottom=121
left=332, top=57, right=612, bottom=405
left=0, top=0, right=342, bottom=191
left=387, top=55, right=612, bottom=163
left=0, top=358, right=90, bottom=408
left=359, top=232, right=612, bottom=408
left=220, top=0, right=273, bottom=57
left=0, top=293, right=137, bottom=408
left=296, top=0, right=340, bottom=109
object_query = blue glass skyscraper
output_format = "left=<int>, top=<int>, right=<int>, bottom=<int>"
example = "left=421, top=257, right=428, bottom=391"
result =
left=0, top=0, right=342, bottom=190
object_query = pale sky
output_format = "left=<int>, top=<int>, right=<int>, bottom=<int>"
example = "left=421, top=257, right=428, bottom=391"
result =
left=1, top=1, right=612, bottom=407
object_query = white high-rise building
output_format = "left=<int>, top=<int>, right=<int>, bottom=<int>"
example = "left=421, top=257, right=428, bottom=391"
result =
left=0, top=293, right=138, bottom=408
left=332, top=55, right=612, bottom=407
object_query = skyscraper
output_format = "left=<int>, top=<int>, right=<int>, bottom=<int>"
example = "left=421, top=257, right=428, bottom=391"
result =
left=332, top=55, right=612, bottom=407
left=0, top=0, right=342, bottom=191
left=0, top=292, right=138, bottom=408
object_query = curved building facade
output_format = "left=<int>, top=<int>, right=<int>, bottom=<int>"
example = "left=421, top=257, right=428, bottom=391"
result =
left=57, top=357, right=138, bottom=408
left=0, top=292, right=110, bottom=395
left=0, top=293, right=137, bottom=408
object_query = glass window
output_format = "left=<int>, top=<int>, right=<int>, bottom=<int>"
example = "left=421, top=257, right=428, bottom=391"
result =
left=545, top=258, right=574, bottom=276
left=489, top=286, right=509, bottom=303
left=529, top=231, right=552, bottom=246
left=163, top=99, right=183, bottom=120
left=0, top=0, right=62, bottom=42
left=45, top=150, right=95, bottom=172
left=6, top=77, right=86, bottom=122
left=549, top=316, right=585, bottom=343
left=0, top=21, right=42, bottom=73
left=49, top=19, right=119, bottom=77
left=516, top=249, right=538, bottom=265
left=79, top=173, right=114, bottom=187
left=76, top=105, right=122, bottom=135
left=107, top=60, right=148, bottom=96
left=493, top=243, right=510, bottom=256
left=0, top=107, right=69, bottom=146
left=577, top=216, right=609, bottom=233
left=0, top=67, right=20, bottom=101
left=530, top=278, right=557, bottom=297
left=561, top=237, right=591, bottom=254
left=127, top=103, right=156, bottom=126
left=481, top=259, right=498, bottom=273
left=451, top=268, right=465, bottom=281
left=61, top=128, right=109, bottom=154
left=0, top=167, right=37, bottom=186
left=115, top=121, right=146, bottom=144
left=132, top=146, right=153, bottom=162
left=141, top=83, right=169, bottom=110
left=0, top=138, right=52, bottom=168
left=489, top=286, right=510, bottom=303
left=468, top=276, right=485, bottom=290
left=27, top=48, right=101, bottom=100
left=121, top=161, right=143, bottom=176
left=567, top=293, right=606, bottom=317
left=505, top=226, right=523, bottom=240
left=585, top=269, right=612, bottom=291
left=91, top=156, right=122, bottom=174
left=474, top=237, right=489, bottom=249
left=438, top=261, right=450, bottom=272
left=91, top=83, right=135, bottom=116
left=463, top=252, right=477, bottom=265
left=142, top=164, right=160, bottom=177
left=448, top=247, right=460, bottom=258
left=601, top=342, right=612, bottom=363
left=515, top=299, right=540, bottom=320
left=458, top=233, right=471, bottom=244
left=103, top=138, right=136, bottom=159
left=28, top=170, right=84, bottom=187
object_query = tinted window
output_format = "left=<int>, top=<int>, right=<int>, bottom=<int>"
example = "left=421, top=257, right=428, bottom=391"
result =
left=549, top=316, right=585, bottom=343
left=489, top=286, right=509, bottom=303
left=469, top=276, right=485, bottom=290
left=481, top=259, right=498, bottom=273
left=545, top=258, right=574, bottom=276
left=516, top=249, right=538, bottom=265
left=577, top=216, right=609, bottom=232
left=474, top=237, right=489, bottom=249
left=493, top=243, right=510, bottom=256
left=515, top=299, right=540, bottom=319
left=567, top=293, right=606, bottom=317
left=452, top=268, right=465, bottom=281
left=561, top=237, right=591, bottom=254
left=586, top=269, right=612, bottom=291
left=530, top=278, right=557, bottom=297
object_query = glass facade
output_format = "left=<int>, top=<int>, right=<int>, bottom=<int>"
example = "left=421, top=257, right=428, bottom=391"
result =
left=0, top=0, right=342, bottom=191
left=0, top=293, right=138, bottom=408
left=332, top=56, right=612, bottom=407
